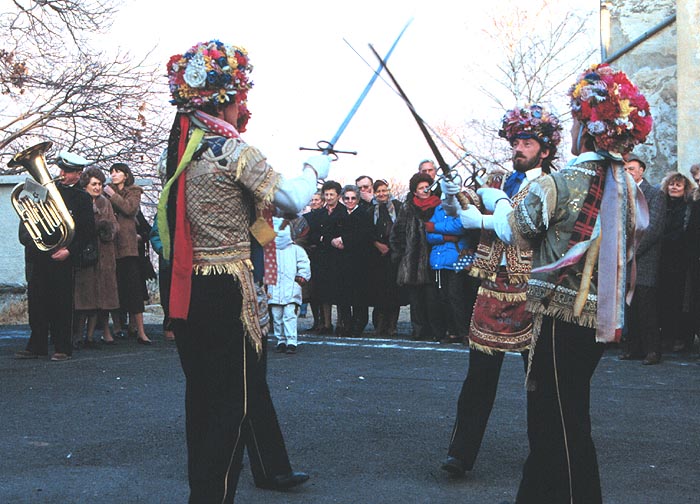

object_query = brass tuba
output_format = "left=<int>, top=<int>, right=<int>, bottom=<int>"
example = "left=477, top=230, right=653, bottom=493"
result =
left=9, top=141, right=76, bottom=251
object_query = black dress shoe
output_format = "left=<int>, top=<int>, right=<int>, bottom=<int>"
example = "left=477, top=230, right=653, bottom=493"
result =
left=257, top=471, right=309, bottom=490
left=642, top=352, right=661, bottom=365
left=441, top=456, right=467, bottom=476
left=286, top=345, right=297, bottom=354
left=276, top=343, right=287, bottom=353
left=618, top=352, right=643, bottom=361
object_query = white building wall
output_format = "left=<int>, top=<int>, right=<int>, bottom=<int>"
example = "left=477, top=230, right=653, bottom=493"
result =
left=0, top=176, right=29, bottom=288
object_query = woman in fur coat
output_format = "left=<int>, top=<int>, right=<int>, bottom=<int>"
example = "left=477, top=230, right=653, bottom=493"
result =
left=73, top=167, right=119, bottom=346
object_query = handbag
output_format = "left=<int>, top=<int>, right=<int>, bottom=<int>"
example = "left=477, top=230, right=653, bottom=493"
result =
left=80, top=241, right=99, bottom=268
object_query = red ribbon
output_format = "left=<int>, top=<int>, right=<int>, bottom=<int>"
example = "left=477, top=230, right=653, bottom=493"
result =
left=169, top=115, right=195, bottom=320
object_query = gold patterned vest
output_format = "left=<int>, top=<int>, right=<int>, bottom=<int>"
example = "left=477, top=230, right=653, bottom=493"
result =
left=470, top=183, right=535, bottom=284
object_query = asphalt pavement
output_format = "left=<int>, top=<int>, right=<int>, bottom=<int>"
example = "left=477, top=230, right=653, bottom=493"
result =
left=1, top=313, right=699, bottom=504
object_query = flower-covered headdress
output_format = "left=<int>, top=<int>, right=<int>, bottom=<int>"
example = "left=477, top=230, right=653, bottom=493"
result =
left=167, top=40, right=253, bottom=132
left=568, top=63, right=652, bottom=154
left=498, top=104, right=562, bottom=150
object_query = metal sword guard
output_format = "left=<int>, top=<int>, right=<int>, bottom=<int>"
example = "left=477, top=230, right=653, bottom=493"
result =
left=300, top=19, right=413, bottom=162
left=298, top=140, right=357, bottom=160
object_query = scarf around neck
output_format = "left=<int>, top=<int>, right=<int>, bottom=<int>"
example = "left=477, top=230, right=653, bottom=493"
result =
left=413, top=194, right=441, bottom=211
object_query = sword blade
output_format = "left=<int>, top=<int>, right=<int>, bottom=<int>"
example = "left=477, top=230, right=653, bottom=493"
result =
left=368, top=43, right=449, bottom=173
left=328, top=18, right=413, bottom=148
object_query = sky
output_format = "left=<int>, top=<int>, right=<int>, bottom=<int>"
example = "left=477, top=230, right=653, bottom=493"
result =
left=106, top=0, right=599, bottom=185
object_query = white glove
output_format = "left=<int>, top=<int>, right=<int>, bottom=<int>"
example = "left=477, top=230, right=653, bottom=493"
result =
left=493, top=200, right=514, bottom=244
left=440, top=178, right=461, bottom=196
left=304, top=154, right=331, bottom=180
left=477, top=187, right=510, bottom=213
left=458, top=205, right=483, bottom=229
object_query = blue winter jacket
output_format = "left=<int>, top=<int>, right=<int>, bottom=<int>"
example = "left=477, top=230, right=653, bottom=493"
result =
left=425, top=205, right=470, bottom=271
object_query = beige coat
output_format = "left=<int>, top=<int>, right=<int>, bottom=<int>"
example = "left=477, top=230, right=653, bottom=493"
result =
left=108, top=183, right=143, bottom=259
left=74, top=195, right=119, bottom=311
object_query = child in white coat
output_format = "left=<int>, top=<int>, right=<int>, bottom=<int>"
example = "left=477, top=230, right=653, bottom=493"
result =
left=268, top=217, right=311, bottom=354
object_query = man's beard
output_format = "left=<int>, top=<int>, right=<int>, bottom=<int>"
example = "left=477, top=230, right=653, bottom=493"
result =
left=512, top=152, right=542, bottom=172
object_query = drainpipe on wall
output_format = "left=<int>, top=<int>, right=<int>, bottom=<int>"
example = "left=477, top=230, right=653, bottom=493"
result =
left=601, top=12, right=677, bottom=64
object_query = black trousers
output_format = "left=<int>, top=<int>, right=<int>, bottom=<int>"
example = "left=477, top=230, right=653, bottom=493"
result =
left=174, top=274, right=292, bottom=503
left=408, top=283, right=442, bottom=340
left=516, top=317, right=605, bottom=504
left=448, top=348, right=528, bottom=469
left=625, top=285, right=661, bottom=356
left=158, top=258, right=172, bottom=331
left=435, top=270, right=479, bottom=339
left=26, top=257, right=74, bottom=356
left=337, top=304, right=369, bottom=336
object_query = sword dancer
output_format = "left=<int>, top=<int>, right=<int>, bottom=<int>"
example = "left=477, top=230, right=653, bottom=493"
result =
left=440, top=105, right=562, bottom=476
left=160, top=40, right=331, bottom=503
left=459, top=64, right=651, bottom=503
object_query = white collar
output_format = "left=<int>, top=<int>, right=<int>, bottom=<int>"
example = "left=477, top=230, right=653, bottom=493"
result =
left=570, top=151, right=605, bottom=166
left=525, top=167, right=542, bottom=181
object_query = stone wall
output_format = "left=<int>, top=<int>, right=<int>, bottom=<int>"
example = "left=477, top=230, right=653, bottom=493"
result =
left=607, top=0, right=677, bottom=184
left=677, top=0, right=700, bottom=174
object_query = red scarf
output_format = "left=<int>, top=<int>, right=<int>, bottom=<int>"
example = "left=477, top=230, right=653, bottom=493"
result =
left=413, top=194, right=441, bottom=211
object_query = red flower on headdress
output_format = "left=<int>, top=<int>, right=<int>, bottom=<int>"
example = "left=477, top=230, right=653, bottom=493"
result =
left=236, top=54, right=248, bottom=67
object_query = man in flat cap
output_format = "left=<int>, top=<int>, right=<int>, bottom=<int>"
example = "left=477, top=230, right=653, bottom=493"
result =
left=15, top=150, right=96, bottom=362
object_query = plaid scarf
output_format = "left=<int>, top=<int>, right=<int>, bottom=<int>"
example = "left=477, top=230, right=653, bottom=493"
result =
left=567, top=163, right=606, bottom=251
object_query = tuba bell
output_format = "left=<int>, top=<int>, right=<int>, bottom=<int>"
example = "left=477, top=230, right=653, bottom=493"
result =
left=8, top=141, right=76, bottom=251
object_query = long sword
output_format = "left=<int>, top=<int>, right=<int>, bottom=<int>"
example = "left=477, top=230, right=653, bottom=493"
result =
left=299, top=18, right=413, bottom=158
left=368, top=44, right=485, bottom=200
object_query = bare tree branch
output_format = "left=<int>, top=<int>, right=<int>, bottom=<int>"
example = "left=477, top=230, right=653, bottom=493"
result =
left=0, top=0, right=168, bottom=181
left=456, top=1, right=597, bottom=176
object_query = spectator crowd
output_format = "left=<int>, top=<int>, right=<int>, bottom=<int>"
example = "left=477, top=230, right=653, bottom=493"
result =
left=14, top=154, right=700, bottom=364
left=15, top=154, right=159, bottom=362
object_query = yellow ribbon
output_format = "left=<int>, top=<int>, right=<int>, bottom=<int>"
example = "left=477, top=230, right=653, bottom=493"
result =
left=156, top=128, right=205, bottom=260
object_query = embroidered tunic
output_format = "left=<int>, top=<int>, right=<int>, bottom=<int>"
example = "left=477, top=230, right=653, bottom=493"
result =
left=184, top=135, right=279, bottom=352
left=467, top=179, right=539, bottom=354
left=470, top=187, right=534, bottom=285
left=509, top=160, right=637, bottom=329
left=186, top=136, right=278, bottom=274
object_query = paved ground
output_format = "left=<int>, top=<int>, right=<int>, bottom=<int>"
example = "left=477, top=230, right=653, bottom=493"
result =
left=1, top=307, right=699, bottom=503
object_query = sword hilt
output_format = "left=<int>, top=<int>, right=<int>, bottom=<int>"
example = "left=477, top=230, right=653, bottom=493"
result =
left=299, top=140, right=357, bottom=160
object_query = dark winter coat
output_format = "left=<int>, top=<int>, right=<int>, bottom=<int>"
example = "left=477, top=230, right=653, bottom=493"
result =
left=20, top=182, right=96, bottom=271
left=367, top=199, right=405, bottom=307
left=307, top=204, right=346, bottom=303
left=634, top=179, right=666, bottom=287
left=389, top=193, right=435, bottom=286
left=335, top=204, right=373, bottom=305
